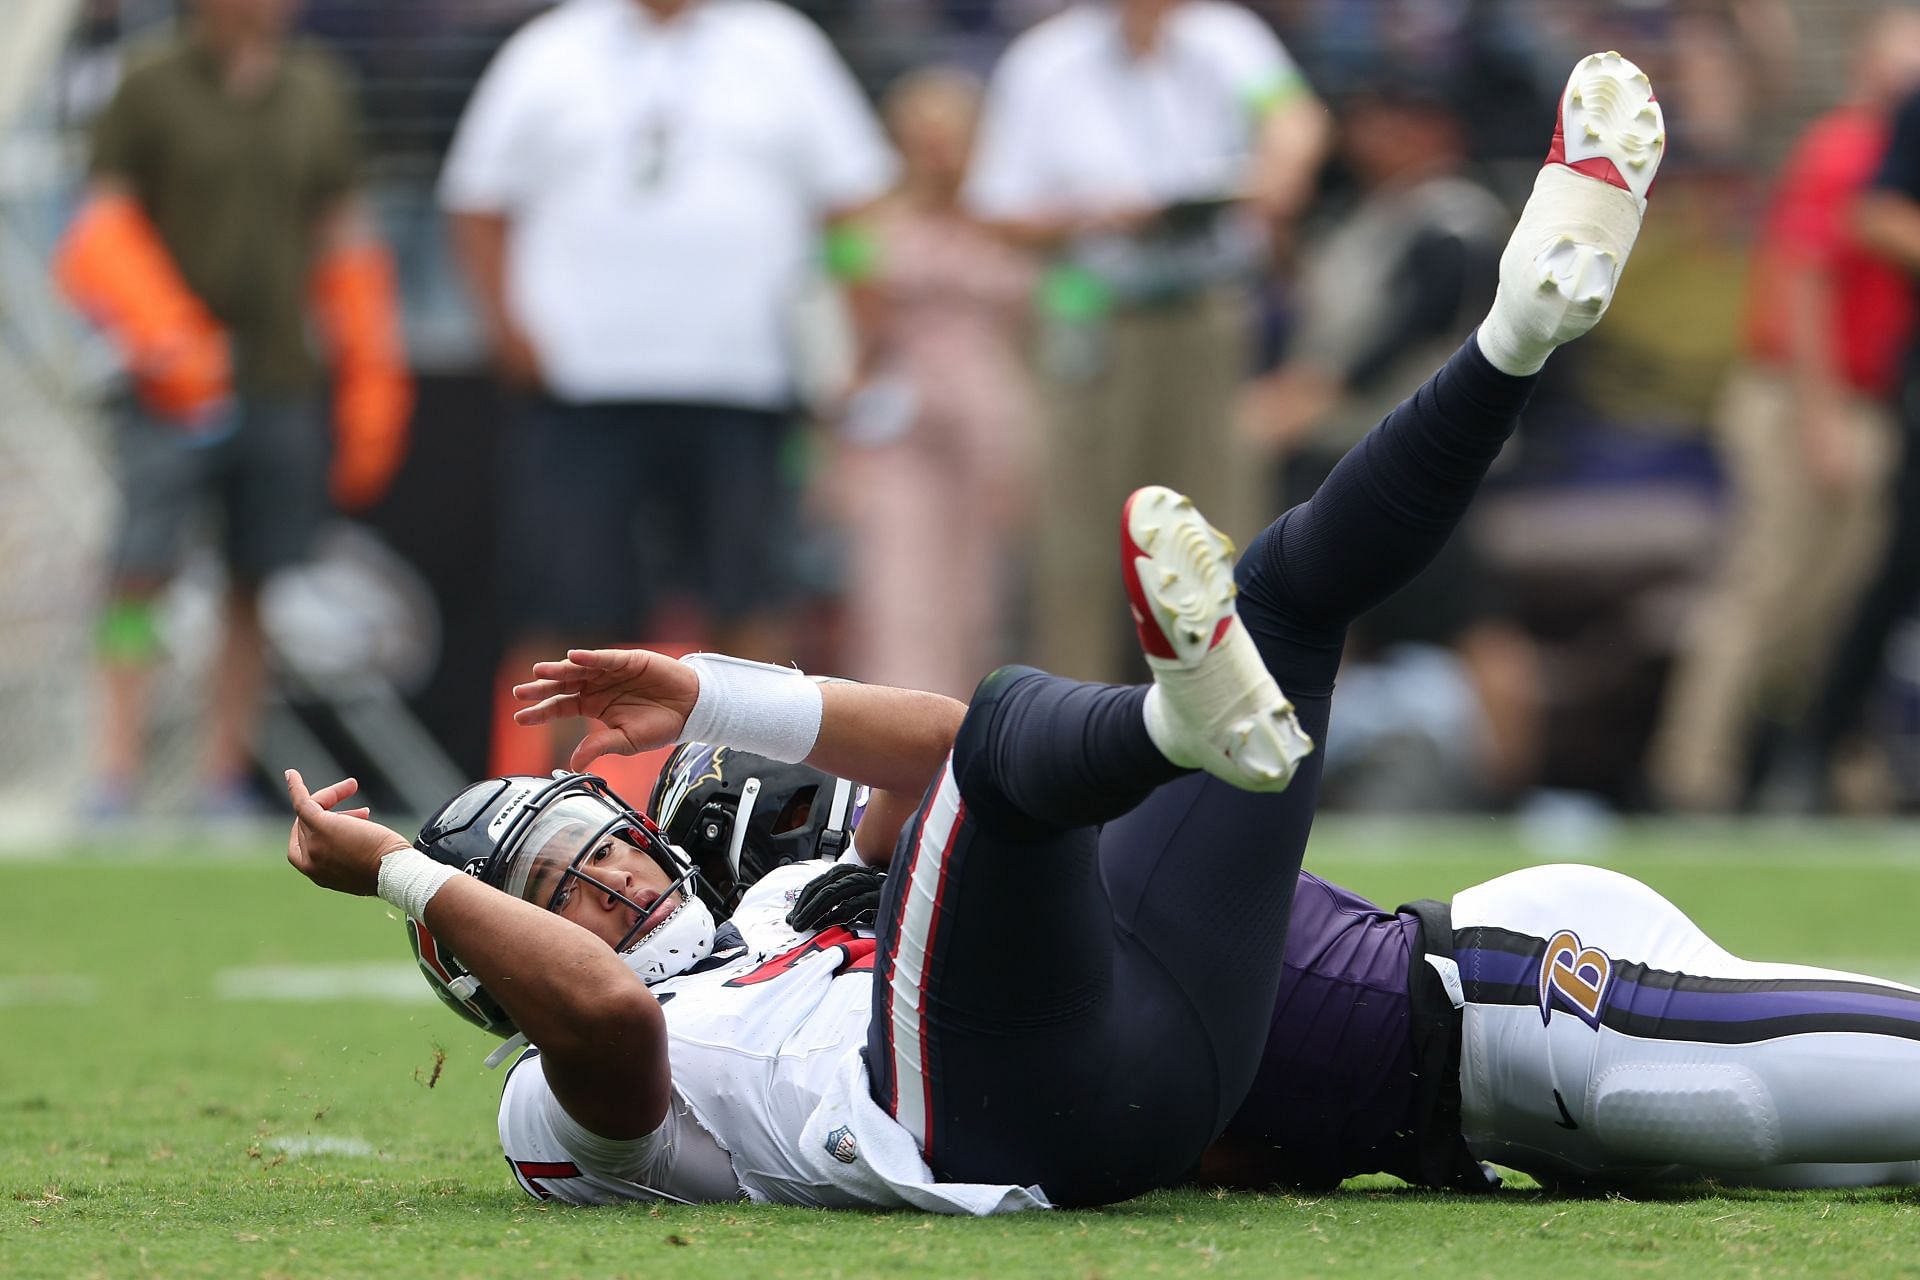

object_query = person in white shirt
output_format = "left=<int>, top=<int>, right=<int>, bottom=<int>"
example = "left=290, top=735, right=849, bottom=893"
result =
left=439, top=0, right=895, bottom=674
left=964, top=0, right=1330, bottom=684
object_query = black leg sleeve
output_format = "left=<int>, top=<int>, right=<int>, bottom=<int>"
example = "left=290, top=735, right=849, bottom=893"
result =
left=950, top=666, right=1183, bottom=841
left=1258, top=335, right=1538, bottom=637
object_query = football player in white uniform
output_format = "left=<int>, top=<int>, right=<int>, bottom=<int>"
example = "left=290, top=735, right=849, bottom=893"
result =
left=285, top=53, right=1680, bottom=1211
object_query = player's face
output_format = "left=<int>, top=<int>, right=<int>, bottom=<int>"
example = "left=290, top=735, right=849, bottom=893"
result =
left=550, top=833, right=683, bottom=949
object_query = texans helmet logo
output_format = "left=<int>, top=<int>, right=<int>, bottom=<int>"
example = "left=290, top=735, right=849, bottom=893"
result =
left=1538, top=929, right=1612, bottom=1030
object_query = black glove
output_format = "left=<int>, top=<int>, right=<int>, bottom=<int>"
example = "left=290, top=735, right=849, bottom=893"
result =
left=786, top=862, right=885, bottom=932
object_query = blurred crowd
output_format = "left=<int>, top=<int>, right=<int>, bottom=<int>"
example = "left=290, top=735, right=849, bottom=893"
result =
left=33, top=0, right=1920, bottom=819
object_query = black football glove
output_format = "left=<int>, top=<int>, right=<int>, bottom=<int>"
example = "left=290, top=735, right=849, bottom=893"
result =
left=786, top=862, right=885, bottom=932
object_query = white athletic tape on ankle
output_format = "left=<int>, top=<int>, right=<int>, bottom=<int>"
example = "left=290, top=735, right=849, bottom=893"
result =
left=679, top=653, right=823, bottom=764
left=377, top=848, right=458, bottom=920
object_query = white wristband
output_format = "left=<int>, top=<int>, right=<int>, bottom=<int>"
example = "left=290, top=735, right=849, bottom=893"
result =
left=679, top=652, right=824, bottom=763
left=377, top=847, right=458, bottom=919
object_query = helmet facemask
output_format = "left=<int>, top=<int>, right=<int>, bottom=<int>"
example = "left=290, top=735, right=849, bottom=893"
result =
left=487, top=775, right=720, bottom=975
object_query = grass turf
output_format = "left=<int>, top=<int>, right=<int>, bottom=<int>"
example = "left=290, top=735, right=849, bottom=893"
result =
left=4, top=820, right=1920, bottom=1278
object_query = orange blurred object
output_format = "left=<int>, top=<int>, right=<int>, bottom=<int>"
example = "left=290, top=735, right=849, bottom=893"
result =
left=311, top=240, right=414, bottom=510
left=54, top=191, right=231, bottom=425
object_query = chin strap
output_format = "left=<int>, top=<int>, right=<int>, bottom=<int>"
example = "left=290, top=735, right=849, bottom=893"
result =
left=726, top=777, right=762, bottom=882
left=484, top=1033, right=530, bottom=1070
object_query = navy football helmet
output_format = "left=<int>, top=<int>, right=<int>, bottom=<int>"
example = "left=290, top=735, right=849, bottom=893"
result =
left=648, top=743, right=869, bottom=916
left=405, top=772, right=723, bottom=1040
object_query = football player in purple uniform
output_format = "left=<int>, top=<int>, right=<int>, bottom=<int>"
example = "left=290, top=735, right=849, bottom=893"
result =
left=281, top=54, right=1741, bottom=1210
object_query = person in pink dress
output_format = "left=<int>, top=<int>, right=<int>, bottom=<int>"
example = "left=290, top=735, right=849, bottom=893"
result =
left=830, top=69, right=1038, bottom=699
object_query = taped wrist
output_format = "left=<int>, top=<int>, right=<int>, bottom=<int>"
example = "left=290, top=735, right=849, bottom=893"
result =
left=679, top=653, right=823, bottom=763
left=377, top=847, right=457, bottom=919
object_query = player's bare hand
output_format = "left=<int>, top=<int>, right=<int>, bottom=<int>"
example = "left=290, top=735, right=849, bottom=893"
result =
left=511, top=648, right=700, bottom=772
left=284, top=769, right=409, bottom=896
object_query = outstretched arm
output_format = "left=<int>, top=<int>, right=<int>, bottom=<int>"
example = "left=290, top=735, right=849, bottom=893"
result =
left=282, top=771, right=671, bottom=1139
left=511, top=647, right=965, bottom=806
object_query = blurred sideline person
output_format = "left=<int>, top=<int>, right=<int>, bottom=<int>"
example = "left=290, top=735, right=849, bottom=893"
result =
left=283, top=54, right=1678, bottom=1210
left=1763, top=70, right=1920, bottom=810
left=829, top=68, right=1037, bottom=699
left=1240, top=73, right=1541, bottom=808
left=56, top=0, right=412, bottom=817
left=963, top=0, right=1330, bottom=684
left=660, top=751, right=1920, bottom=1193
left=439, top=0, right=895, bottom=714
left=1649, top=8, right=1920, bottom=814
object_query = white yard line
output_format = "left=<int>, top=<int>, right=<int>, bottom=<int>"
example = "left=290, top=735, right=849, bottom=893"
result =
left=213, top=964, right=430, bottom=1002
left=0, top=975, right=98, bottom=1005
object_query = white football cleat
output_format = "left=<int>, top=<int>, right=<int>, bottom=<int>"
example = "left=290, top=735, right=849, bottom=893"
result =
left=1478, top=51, right=1666, bottom=376
left=1122, top=486, right=1313, bottom=793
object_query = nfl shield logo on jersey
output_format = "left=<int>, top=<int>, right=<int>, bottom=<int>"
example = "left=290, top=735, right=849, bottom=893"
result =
left=824, top=1125, right=859, bottom=1164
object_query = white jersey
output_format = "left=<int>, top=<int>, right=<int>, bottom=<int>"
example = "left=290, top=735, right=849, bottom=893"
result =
left=498, top=860, right=1049, bottom=1214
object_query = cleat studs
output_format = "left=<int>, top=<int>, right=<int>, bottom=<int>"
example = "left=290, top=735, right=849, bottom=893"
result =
left=1584, top=124, right=1601, bottom=141
left=1182, top=626, right=1204, bottom=644
left=1160, top=568, right=1179, bottom=587
left=1139, top=525, right=1159, bottom=549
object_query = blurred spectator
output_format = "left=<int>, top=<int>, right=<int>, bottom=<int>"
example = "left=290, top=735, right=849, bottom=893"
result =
left=1240, top=75, right=1541, bottom=806
left=1241, top=74, right=1507, bottom=458
left=829, top=68, right=1037, bottom=699
left=55, top=0, right=412, bottom=817
left=1270, top=0, right=1558, bottom=173
left=964, top=0, right=1330, bottom=684
left=439, top=0, right=895, bottom=685
left=1769, top=45, right=1920, bottom=812
left=1650, top=8, right=1920, bottom=814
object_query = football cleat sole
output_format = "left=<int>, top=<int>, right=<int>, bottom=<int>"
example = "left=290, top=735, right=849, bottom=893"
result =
left=1547, top=50, right=1665, bottom=211
left=1123, top=485, right=1238, bottom=665
left=1124, top=486, right=1313, bottom=793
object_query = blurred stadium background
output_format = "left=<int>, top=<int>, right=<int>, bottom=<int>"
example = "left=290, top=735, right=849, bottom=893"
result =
left=2, top=0, right=1918, bottom=844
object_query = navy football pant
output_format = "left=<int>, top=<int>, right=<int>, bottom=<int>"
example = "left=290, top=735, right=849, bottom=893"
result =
left=866, top=338, right=1538, bottom=1205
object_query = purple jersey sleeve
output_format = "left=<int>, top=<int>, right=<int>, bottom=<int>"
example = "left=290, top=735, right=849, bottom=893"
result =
left=1212, top=872, right=1423, bottom=1189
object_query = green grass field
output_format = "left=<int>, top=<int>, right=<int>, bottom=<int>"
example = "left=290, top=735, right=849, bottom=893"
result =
left=6, top=819, right=1920, bottom=1278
